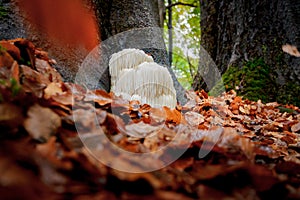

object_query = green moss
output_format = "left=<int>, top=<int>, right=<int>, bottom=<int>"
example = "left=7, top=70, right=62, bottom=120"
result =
left=211, top=58, right=277, bottom=103
left=276, top=82, right=300, bottom=106
left=210, top=58, right=300, bottom=106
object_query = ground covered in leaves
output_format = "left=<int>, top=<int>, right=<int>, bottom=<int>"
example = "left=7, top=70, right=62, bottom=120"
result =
left=1, top=39, right=300, bottom=199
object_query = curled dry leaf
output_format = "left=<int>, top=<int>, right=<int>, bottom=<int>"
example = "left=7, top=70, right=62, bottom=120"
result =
left=282, top=44, right=300, bottom=57
left=12, top=38, right=36, bottom=69
left=84, top=89, right=112, bottom=106
left=24, top=104, right=61, bottom=141
left=44, top=82, right=64, bottom=99
left=291, top=122, right=300, bottom=133
left=0, top=103, right=23, bottom=128
left=35, top=58, right=62, bottom=82
left=0, top=51, right=15, bottom=69
left=21, top=66, right=49, bottom=98
left=125, top=121, right=162, bottom=138
left=0, top=41, right=21, bottom=61
left=163, top=107, right=182, bottom=125
left=184, top=111, right=205, bottom=127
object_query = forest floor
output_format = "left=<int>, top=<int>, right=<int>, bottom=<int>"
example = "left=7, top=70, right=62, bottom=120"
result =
left=1, top=39, right=300, bottom=200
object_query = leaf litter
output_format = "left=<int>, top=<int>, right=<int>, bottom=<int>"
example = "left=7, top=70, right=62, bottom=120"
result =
left=0, top=39, right=300, bottom=199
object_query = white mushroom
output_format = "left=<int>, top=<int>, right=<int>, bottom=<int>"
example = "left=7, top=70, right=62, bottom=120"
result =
left=109, top=49, right=177, bottom=108
left=109, top=48, right=154, bottom=90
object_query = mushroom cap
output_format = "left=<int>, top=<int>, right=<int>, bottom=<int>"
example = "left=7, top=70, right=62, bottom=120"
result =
left=113, top=62, right=177, bottom=108
left=109, top=48, right=154, bottom=88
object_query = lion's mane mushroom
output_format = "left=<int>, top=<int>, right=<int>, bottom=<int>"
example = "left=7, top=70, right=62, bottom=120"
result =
left=109, top=49, right=177, bottom=108
left=109, top=48, right=154, bottom=91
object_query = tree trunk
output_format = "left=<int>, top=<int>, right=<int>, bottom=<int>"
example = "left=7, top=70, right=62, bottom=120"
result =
left=1, top=0, right=187, bottom=105
left=82, top=0, right=187, bottom=104
left=193, top=0, right=300, bottom=105
left=0, top=0, right=99, bottom=84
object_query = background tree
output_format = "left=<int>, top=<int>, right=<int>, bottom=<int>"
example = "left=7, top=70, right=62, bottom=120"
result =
left=193, top=0, right=300, bottom=106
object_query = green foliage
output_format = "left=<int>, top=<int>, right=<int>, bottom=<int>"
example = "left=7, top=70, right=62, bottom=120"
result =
left=164, top=0, right=200, bottom=89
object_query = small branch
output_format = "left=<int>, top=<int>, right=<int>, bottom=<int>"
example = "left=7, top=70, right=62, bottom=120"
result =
left=166, top=2, right=198, bottom=8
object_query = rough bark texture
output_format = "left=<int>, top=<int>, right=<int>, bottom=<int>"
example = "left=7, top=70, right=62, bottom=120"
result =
left=1, top=0, right=187, bottom=105
left=0, top=0, right=98, bottom=84
left=91, top=0, right=186, bottom=104
left=193, top=0, right=300, bottom=104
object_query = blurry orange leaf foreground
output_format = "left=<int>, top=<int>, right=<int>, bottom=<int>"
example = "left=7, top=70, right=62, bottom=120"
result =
left=18, top=0, right=99, bottom=50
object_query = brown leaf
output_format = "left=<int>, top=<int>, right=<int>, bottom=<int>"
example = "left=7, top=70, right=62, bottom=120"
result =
left=44, top=82, right=64, bottom=99
left=35, top=58, right=62, bottom=82
left=125, top=121, right=161, bottom=138
left=84, top=89, right=112, bottom=106
left=163, top=107, right=182, bottom=125
left=24, top=104, right=61, bottom=141
left=0, top=103, right=23, bottom=129
left=12, top=38, right=36, bottom=69
left=184, top=111, right=205, bottom=127
left=0, top=40, right=21, bottom=61
left=0, top=51, right=14, bottom=69
left=21, top=65, right=49, bottom=98
left=291, top=122, right=300, bottom=133
left=282, top=44, right=300, bottom=57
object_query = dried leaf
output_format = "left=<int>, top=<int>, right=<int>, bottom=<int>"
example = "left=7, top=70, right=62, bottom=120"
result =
left=291, top=122, right=300, bottom=133
left=0, top=41, right=21, bottom=61
left=24, top=104, right=61, bottom=141
left=21, top=65, right=49, bottom=98
left=44, top=82, right=64, bottom=99
left=125, top=121, right=161, bottom=138
left=0, top=103, right=23, bottom=128
left=35, top=58, right=62, bottom=82
left=84, top=89, right=112, bottom=106
left=0, top=51, right=14, bottom=69
left=282, top=44, right=300, bottom=57
left=163, top=107, right=182, bottom=125
left=12, top=38, right=36, bottom=69
left=184, top=111, right=205, bottom=127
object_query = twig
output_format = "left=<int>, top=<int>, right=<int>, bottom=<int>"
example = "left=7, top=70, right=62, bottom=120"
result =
left=166, top=2, right=198, bottom=8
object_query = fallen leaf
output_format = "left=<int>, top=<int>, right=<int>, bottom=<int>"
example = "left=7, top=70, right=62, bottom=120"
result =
left=291, top=122, right=300, bottom=133
left=24, top=104, right=61, bottom=141
left=21, top=65, right=49, bottom=98
left=84, top=89, right=112, bottom=106
left=184, top=111, right=205, bottom=127
left=0, top=103, right=23, bottom=129
left=125, top=121, right=161, bottom=138
left=44, top=82, right=64, bottom=99
left=282, top=44, right=300, bottom=57
left=12, top=38, right=36, bottom=69
left=35, top=58, right=62, bottom=82
left=0, top=40, right=21, bottom=61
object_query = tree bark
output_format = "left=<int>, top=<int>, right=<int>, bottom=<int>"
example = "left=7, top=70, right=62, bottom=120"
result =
left=1, top=0, right=187, bottom=105
left=193, top=0, right=300, bottom=104
left=90, top=0, right=187, bottom=104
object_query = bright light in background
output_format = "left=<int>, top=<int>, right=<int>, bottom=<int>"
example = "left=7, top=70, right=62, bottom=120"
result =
left=164, top=3, right=201, bottom=89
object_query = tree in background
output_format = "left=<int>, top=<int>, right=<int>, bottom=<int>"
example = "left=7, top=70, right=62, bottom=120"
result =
left=193, top=0, right=300, bottom=106
left=164, top=0, right=200, bottom=89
